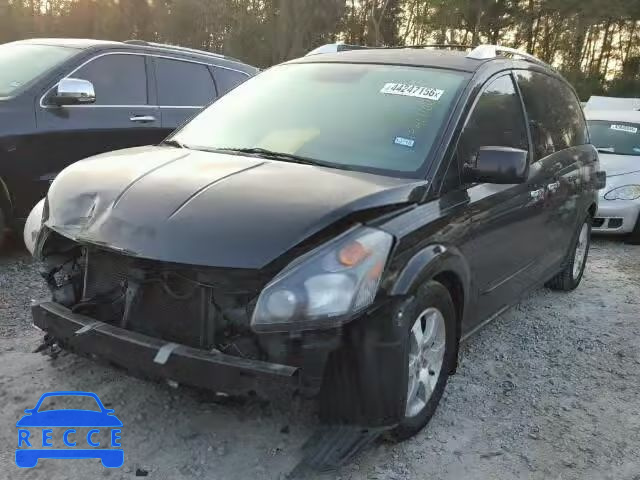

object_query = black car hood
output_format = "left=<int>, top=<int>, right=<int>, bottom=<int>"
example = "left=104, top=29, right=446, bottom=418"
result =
left=46, top=146, right=424, bottom=269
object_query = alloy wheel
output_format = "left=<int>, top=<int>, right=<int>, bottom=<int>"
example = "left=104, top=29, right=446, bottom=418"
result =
left=405, top=307, right=446, bottom=418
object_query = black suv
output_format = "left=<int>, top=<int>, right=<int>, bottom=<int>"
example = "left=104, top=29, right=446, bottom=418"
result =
left=28, top=44, right=601, bottom=441
left=0, top=38, right=257, bottom=247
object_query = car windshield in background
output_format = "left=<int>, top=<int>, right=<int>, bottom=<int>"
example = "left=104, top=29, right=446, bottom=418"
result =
left=0, top=43, right=79, bottom=97
left=173, top=63, right=468, bottom=177
left=588, top=120, right=640, bottom=156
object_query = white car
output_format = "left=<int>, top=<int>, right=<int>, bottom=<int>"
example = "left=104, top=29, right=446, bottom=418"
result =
left=586, top=110, right=640, bottom=243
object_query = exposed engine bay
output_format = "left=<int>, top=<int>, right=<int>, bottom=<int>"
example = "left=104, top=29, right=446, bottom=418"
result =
left=38, top=234, right=294, bottom=366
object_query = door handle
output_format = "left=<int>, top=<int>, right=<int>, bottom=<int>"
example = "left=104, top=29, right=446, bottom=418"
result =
left=130, top=115, right=156, bottom=123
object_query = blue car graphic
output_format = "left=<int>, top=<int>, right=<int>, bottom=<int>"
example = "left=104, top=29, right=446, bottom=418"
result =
left=16, top=391, right=123, bottom=468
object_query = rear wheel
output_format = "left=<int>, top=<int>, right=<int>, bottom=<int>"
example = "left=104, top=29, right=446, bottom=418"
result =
left=546, top=216, right=591, bottom=291
left=389, top=281, right=457, bottom=441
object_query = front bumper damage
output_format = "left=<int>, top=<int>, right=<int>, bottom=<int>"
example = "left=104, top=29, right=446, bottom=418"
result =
left=33, top=302, right=299, bottom=395
left=33, top=232, right=409, bottom=447
left=33, top=299, right=407, bottom=473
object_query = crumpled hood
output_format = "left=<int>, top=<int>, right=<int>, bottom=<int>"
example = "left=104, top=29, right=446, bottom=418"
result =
left=46, top=146, right=424, bottom=269
left=599, top=153, right=640, bottom=177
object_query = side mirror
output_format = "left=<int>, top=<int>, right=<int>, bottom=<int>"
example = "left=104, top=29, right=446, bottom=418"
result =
left=50, top=78, right=96, bottom=106
left=464, top=146, right=528, bottom=184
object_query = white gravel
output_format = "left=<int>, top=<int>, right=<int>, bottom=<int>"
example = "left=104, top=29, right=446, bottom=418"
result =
left=0, top=237, right=638, bottom=480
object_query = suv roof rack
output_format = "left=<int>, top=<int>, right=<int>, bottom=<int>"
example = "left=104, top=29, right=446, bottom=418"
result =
left=467, top=44, right=551, bottom=68
left=123, top=39, right=149, bottom=46
left=123, top=39, right=243, bottom=63
left=306, top=44, right=370, bottom=56
left=306, top=43, right=473, bottom=56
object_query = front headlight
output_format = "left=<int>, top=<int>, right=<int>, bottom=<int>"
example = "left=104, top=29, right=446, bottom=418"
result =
left=603, top=185, right=640, bottom=201
left=251, top=226, right=394, bottom=333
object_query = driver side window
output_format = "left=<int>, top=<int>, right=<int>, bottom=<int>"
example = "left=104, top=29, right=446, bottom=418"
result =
left=459, top=74, right=529, bottom=165
left=441, top=74, right=529, bottom=192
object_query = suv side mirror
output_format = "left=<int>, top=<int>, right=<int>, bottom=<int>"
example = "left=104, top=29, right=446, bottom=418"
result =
left=464, top=146, right=528, bottom=184
left=50, top=78, right=96, bottom=106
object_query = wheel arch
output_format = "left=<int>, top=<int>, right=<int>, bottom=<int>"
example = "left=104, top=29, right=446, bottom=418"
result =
left=433, top=270, right=465, bottom=343
left=387, top=244, right=471, bottom=372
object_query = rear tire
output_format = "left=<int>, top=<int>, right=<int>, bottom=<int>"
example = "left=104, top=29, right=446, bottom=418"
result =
left=546, top=215, right=591, bottom=291
left=388, top=280, right=457, bottom=441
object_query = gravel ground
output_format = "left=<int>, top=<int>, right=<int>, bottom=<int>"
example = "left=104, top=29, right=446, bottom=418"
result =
left=0, top=236, right=638, bottom=480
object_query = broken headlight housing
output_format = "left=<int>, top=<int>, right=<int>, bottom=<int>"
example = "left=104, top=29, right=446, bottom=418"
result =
left=251, top=226, right=393, bottom=333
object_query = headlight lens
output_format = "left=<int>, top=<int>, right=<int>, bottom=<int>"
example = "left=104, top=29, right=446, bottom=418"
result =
left=251, top=227, right=393, bottom=332
left=603, top=185, right=640, bottom=200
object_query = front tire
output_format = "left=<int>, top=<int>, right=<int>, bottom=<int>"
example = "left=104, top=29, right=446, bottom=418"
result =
left=389, top=280, right=457, bottom=441
left=546, top=215, right=591, bottom=291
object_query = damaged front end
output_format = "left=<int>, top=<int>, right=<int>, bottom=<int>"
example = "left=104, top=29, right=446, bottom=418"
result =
left=32, top=224, right=410, bottom=431
left=27, top=148, right=424, bottom=431
left=32, top=231, right=343, bottom=396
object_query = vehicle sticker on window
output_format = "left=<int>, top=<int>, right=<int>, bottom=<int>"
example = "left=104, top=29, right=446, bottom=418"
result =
left=610, top=124, right=638, bottom=134
left=380, top=83, right=444, bottom=101
left=394, top=136, right=415, bottom=148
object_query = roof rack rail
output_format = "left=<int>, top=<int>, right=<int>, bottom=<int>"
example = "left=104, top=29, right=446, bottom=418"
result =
left=123, top=39, right=149, bottom=46
left=306, top=43, right=371, bottom=56
left=467, top=44, right=551, bottom=68
left=123, top=39, right=244, bottom=63
left=306, top=43, right=476, bottom=56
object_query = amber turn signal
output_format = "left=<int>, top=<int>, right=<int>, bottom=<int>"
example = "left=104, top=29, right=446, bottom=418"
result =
left=338, top=241, right=370, bottom=267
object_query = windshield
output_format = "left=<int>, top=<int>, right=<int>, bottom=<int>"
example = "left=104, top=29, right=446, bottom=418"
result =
left=0, top=43, right=79, bottom=97
left=172, top=63, right=468, bottom=177
left=588, top=120, right=640, bottom=156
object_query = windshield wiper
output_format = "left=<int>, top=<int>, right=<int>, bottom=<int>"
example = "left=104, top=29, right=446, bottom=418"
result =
left=215, top=147, right=317, bottom=164
left=161, top=139, right=187, bottom=149
left=215, top=147, right=351, bottom=170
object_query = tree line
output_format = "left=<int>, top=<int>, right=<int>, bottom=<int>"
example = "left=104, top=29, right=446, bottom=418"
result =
left=1, top=0, right=639, bottom=99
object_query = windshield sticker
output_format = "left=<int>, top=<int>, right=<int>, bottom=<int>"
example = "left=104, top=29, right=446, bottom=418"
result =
left=394, top=136, right=415, bottom=148
left=380, top=83, right=444, bottom=101
left=610, top=124, right=638, bottom=134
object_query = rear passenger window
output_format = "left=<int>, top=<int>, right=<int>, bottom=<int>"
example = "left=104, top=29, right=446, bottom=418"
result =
left=457, top=75, right=529, bottom=167
left=156, top=58, right=216, bottom=106
left=516, top=71, right=588, bottom=161
left=212, top=67, right=249, bottom=95
left=74, top=54, right=147, bottom=105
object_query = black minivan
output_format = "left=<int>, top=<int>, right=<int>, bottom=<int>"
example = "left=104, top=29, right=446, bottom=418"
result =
left=0, top=38, right=258, bottom=247
left=28, top=44, right=601, bottom=442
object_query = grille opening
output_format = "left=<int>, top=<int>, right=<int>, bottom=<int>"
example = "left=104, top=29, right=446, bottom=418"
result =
left=79, top=249, right=261, bottom=354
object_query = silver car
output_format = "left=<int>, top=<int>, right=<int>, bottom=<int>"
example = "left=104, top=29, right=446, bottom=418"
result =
left=586, top=110, right=640, bottom=243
